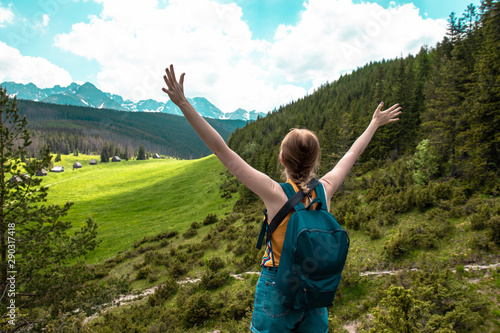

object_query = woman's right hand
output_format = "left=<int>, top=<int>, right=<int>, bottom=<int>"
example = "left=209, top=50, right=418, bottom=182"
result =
left=162, top=64, right=188, bottom=107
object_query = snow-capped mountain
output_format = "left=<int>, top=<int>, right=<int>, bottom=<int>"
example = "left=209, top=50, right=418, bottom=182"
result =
left=225, top=108, right=265, bottom=121
left=0, top=81, right=266, bottom=121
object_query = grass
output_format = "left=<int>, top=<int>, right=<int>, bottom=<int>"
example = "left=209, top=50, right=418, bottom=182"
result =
left=42, top=154, right=238, bottom=263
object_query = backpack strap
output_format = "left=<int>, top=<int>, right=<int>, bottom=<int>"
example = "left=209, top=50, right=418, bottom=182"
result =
left=256, top=190, right=304, bottom=250
left=256, top=178, right=321, bottom=250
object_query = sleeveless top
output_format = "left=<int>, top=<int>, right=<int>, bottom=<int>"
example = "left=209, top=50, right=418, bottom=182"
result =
left=261, top=180, right=320, bottom=268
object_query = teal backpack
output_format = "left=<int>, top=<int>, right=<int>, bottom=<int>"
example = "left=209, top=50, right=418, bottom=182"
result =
left=256, top=178, right=349, bottom=310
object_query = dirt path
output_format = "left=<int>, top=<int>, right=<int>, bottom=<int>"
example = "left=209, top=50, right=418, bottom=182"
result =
left=83, top=262, right=499, bottom=326
left=360, top=262, right=500, bottom=277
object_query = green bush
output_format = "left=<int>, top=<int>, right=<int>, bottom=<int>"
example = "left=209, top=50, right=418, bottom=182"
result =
left=181, top=291, right=218, bottom=327
left=367, top=219, right=382, bottom=240
left=203, top=213, right=218, bottom=225
left=384, top=214, right=451, bottom=259
left=201, top=269, right=231, bottom=290
left=384, top=228, right=410, bottom=258
left=206, top=256, right=225, bottom=272
left=182, top=227, right=198, bottom=239
left=412, top=270, right=485, bottom=332
left=415, top=185, right=434, bottom=212
left=470, top=204, right=491, bottom=230
left=169, top=260, right=187, bottom=278
left=136, top=265, right=152, bottom=280
left=370, top=285, right=429, bottom=332
left=383, top=209, right=398, bottom=226
left=148, top=278, right=179, bottom=307
left=488, top=215, right=500, bottom=244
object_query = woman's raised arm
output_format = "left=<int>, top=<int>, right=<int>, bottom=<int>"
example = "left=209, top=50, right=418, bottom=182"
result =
left=320, top=102, right=402, bottom=200
left=162, top=65, right=280, bottom=203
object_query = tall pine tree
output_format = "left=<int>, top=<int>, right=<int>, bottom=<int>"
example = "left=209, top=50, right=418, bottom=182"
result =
left=0, top=89, right=100, bottom=331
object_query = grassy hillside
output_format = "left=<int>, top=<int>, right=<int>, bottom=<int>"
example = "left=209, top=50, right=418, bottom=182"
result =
left=77, top=162, right=499, bottom=332
left=42, top=154, right=238, bottom=263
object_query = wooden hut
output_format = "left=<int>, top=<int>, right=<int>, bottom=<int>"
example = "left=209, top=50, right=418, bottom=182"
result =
left=51, top=166, right=64, bottom=173
left=36, top=169, right=48, bottom=176
left=89, top=159, right=97, bottom=165
left=9, top=175, right=22, bottom=185
left=9, top=174, right=29, bottom=185
left=153, top=153, right=160, bottom=159
left=73, top=162, right=82, bottom=169
left=111, top=156, right=121, bottom=162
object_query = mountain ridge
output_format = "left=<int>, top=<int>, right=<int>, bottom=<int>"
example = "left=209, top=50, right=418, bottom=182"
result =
left=1, top=81, right=266, bottom=121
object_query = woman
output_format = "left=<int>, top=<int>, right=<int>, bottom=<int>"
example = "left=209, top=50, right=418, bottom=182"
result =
left=162, top=65, right=401, bottom=332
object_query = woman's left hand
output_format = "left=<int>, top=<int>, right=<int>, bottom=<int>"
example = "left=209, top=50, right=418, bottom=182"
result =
left=372, top=102, right=402, bottom=127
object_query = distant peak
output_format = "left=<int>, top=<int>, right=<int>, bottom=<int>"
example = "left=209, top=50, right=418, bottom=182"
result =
left=81, top=82, right=97, bottom=89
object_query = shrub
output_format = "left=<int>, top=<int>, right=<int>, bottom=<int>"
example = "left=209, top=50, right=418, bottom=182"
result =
left=206, top=256, right=225, bottom=272
left=181, top=291, right=217, bottom=327
left=412, top=270, right=485, bottom=332
left=367, top=219, right=382, bottom=240
left=201, top=269, right=231, bottom=290
left=136, top=265, right=152, bottom=280
left=430, top=181, right=453, bottom=201
left=220, top=289, right=254, bottom=321
left=169, top=260, right=187, bottom=278
left=383, top=210, right=398, bottom=226
left=384, top=228, right=410, bottom=258
left=203, top=213, right=218, bottom=225
left=414, top=185, right=434, bottom=212
left=488, top=215, right=500, bottom=244
left=344, top=211, right=360, bottom=230
left=470, top=204, right=491, bottom=230
left=370, top=285, right=429, bottom=332
left=148, top=278, right=179, bottom=307
left=91, top=265, right=109, bottom=279
left=182, top=227, right=197, bottom=239
left=384, top=215, right=450, bottom=259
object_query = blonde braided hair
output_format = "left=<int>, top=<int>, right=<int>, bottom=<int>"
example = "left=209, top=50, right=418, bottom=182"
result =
left=280, top=128, right=320, bottom=194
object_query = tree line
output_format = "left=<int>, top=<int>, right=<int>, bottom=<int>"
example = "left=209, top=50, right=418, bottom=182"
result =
left=15, top=100, right=246, bottom=160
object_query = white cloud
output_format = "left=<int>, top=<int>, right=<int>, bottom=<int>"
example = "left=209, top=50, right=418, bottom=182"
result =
left=269, top=0, right=447, bottom=92
left=53, top=0, right=447, bottom=113
left=0, top=2, right=14, bottom=27
left=55, top=0, right=284, bottom=112
left=0, top=41, right=73, bottom=88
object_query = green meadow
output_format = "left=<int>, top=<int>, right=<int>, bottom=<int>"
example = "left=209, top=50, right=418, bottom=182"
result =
left=42, top=154, right=238, bottom=263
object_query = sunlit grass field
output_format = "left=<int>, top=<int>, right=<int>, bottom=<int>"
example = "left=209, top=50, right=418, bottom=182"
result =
left=41, top=154, right=237, bottom=263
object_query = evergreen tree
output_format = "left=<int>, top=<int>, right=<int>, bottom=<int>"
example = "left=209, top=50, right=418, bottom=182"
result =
left=114, top=145, right=121, bottom=158
left=108, top=142, right=114, bottom=159
left=123, top=144, right=130, bottom=161
left=100, top=144, right=109, bottom=163
left=137, top=144, right=146, bottom=160
left=460, top=0, right=500, bottom=188
left=0, top=89, right=100, bottom=331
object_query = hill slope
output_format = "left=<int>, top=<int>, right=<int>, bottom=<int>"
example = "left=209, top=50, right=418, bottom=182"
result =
left=43, top=154, right=238, bottom=263
left=17, top=99, right=246, bottom=159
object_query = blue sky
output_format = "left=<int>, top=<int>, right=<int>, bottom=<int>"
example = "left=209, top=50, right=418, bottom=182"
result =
left=0, top=0, right=482, bottom=113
